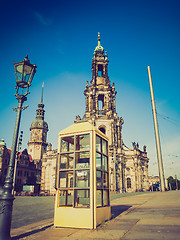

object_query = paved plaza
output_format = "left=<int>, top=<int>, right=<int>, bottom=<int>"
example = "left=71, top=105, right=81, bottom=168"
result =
left=11, top=192, right=147, bottom=229
left=11, top=190, right=180, bottom=240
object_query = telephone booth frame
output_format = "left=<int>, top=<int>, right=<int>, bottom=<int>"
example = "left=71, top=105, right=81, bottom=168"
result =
left=54, top=122, right=111, bottom=229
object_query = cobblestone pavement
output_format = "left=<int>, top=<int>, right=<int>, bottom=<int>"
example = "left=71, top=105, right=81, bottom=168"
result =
left=11, top=191, right=180, bottom=240
left=12, top=192, right=149, bottom=229
left=12, top=196, right=55, bottom=229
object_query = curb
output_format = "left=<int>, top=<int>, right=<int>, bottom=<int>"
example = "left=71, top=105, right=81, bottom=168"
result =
left=11, top=218, right=54, bottom=239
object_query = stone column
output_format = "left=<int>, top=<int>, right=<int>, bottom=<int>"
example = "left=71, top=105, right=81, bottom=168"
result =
left=90, top=96, right=93, bottom=112
left=85, top=95, right=89, bottom=112
left=144, top=161, right=149, bottom=190
left=95, top=94, right=98, bottom=112
left=117, top=121, right=122, bottom=148
left=134, top=161, right=138, bottom=192
left=121, top=161, right=126, bottom=193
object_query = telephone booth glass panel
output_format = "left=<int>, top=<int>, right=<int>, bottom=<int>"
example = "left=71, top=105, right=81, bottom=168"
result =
left=96, top=134, right=109, bottom=207
left=58, top=133, right=90, bottom=208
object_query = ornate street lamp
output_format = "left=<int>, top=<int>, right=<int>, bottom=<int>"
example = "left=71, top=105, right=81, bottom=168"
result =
left=0, top=55, right=37, bottom=240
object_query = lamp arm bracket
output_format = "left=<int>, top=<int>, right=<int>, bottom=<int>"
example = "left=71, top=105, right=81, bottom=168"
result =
left=22, top=105, right=29, bottom=110
left=12, top=105, right=29, bottom=112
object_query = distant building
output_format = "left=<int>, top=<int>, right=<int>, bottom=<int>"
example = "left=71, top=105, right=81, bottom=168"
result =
left=14, top=149, right=38, bottom=192
left=148, top=176, right=168, bottom=191
left=28, top=87, right=48, bottom=166
left=148, top=175, right=160, bottom=185
left=27, top=87, right=54, bottom=195
left=0, top=139, right=39, bottom=193
left=0, top=139, right=10, bottom=185
left=0, top=85, right=48, bottom=194
left=40, top=144, right=57, bottom=195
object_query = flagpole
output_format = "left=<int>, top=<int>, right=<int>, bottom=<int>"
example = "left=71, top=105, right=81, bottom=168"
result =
left=147, top=66, right=165, bottom=192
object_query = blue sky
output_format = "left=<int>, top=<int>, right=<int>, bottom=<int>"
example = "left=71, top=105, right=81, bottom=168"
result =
left=0, top=0, right=180, bottom=178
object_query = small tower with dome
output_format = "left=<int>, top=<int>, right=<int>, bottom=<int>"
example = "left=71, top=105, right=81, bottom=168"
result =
left=28, top=84, right=48, bottom=165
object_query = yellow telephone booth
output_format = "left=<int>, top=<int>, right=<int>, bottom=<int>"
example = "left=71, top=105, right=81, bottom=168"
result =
left=54, top=121, right=111, bottom=229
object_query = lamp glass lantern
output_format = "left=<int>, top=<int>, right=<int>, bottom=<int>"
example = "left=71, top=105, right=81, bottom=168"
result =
left=14, top=55, right=37, bottom=95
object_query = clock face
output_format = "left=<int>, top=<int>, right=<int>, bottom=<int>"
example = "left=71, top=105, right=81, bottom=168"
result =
left=36, top=146, right=40, bottom=150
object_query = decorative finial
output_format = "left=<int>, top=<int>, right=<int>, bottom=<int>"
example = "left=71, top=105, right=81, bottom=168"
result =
left=98, top=32, right=101, bottom=46
left=94, top=32, right=104, bottom=55
left=41, top=82, right=44, bottom=104
left=143, top=145, right=147, bottom=152
left=24, top=54, right=29, bottom=62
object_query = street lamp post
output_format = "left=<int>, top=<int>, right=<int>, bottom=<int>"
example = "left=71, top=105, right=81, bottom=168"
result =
left=0, top=55, right=37, bottom=240
left=12, top=131, right=23, bottom=194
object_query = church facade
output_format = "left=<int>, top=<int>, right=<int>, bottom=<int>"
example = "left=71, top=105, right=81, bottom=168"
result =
left=40, top=143, right=57, bottom=195
left=32, top=33, right=149, bottom=194
left=76, top=33, right=149, bottom=192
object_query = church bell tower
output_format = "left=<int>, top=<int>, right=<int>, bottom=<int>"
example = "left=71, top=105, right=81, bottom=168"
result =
left=28, top=84, right=48, bottom=164
left=84, top=33, right=124, bottom=146
left=76, top=33, right=149, bottom=193
left=84, top=33, right=117, bottom=122
left=83, top=33, right=124, bottom=191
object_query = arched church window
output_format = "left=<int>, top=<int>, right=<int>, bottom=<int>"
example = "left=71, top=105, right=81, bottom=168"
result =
left=98, top=65, right=103, bottom=76
left=99, top=127, right=106, bottom=135
left=127, top=178, right=131, bottom=189
left=98, top=94, right=104, bottom=111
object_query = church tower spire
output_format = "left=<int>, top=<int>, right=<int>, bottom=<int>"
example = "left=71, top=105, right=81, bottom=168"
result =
left=94, top=32, right=104, bottom=55
left=82, top=33, right=124, bottom=192
left=84, top=32, right=117, bottom=120
left=28, top=83, right=48, bottom=164
left=36, top=82, right=45, bottom=120
left=40, top=82, right=44, bottom=104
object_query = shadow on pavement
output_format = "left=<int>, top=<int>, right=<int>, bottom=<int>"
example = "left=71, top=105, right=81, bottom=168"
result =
left=11, top=224, right=53, bottom=240
left=12, top=205, right=131, bottom=239
left=111, top=205, right=131, bottom=219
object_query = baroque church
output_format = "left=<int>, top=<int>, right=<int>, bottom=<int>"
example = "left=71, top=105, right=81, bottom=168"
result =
left=40, top=33, right=149, bottom=194
left=75, top=33, right=149, bottom=192
left=0, top=33, right=149, bottom=194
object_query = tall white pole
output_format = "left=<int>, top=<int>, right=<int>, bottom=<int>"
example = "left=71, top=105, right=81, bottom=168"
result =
left=147, top=66, right=165, bottom=192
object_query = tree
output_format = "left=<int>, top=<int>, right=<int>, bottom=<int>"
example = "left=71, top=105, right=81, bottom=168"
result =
left=167, top=176, right=180, bottom=190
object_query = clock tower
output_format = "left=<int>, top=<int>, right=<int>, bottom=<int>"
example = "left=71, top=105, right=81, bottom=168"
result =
left=28, top=85, right=48, bottom=165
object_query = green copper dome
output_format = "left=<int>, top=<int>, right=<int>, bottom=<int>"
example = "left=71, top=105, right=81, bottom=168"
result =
left=0, top=139, right=6, bottom=146
left=94, top=32, right=104, bottom=55
left=30, top=119, right=48, bottom=131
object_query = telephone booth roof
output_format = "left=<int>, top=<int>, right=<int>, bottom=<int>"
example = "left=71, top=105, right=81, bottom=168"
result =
left=58, top=121, right=108, bottom=140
